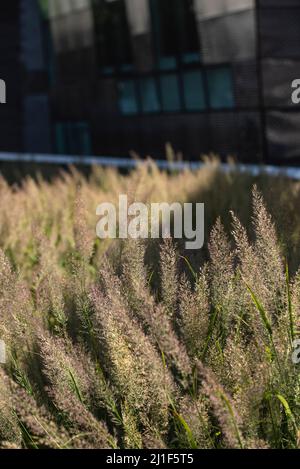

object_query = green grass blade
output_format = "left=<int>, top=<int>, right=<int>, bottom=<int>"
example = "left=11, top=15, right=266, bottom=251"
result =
left=169, top=397, right=198, bottom=449
left=68, top=369, right=84, bottom=404
left=276, top=394, right=297, bottom=427
left=218, top=391, right=244, bottom=449
left=180, top=255, right=197, bottom=280
left=245, top=282, right=273, bottom=336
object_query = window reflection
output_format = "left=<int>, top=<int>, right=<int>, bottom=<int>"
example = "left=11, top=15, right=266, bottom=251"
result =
left=47, top=1, right=235, bottom=116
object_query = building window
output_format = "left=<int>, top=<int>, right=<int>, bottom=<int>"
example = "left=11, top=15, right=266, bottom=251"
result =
left=55, top=122, right=92, bottom=155
left=113, top=1, right=235, bottom=115
left=177, top=0, right=201, bottom=63
left=93, top=0, right=133, bottom=74
left=160, top=74, right=181, bottom=112
left=118, top=80, right=139, bottom=115
left=183, top=70, right=206, bottom=111
left=139, top=77, right=160, bottom=113
left=207, top=67, right=235, bottom=109
left=117, top=66, right=235, bottom=115
left=150, top=0, right=200, bottom=69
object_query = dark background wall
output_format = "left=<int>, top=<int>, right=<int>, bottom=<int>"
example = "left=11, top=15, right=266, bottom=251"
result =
left=0, top=1, right=22, bottom=152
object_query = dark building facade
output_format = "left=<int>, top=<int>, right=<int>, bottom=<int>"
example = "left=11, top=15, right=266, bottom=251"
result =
left=0, top=1, right=22, bottom=152
left=47, top=0, right=258, bottom=161
left=0, top=0, right=51, bottom=153
left=1, top=1, right=300, bottom=163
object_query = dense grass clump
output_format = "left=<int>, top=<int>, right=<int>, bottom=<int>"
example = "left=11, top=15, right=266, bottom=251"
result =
left=0, top=160, right=300, bottom=448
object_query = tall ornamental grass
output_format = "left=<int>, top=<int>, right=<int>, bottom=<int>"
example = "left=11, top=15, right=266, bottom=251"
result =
left=0, top=160, right=300, bottom=448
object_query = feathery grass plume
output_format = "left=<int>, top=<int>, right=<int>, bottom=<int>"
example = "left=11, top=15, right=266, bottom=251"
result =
left=121, top=401, right=143, bottom=449
left=198, top=363, right=245, bottom=449
left=0, top=250, right=40, bottom=374
left=220, top=335, right=268, bottom=443
left=0, top=369, right=21, bottom=446
left=231, top=188, right=284, bottom=327
left=33, top=231, right=67, bottom=336
left=290, top=268, right=300, bottom=336
left=35, top=269, right=67, bottom=336
left=69, top=188, right=96, bottom=330
left=120, top=239, right=149, bottom=319
left=0, top=247, right=13, bottom=291
left=141, top=416, right=167, bottom=449
left=38, top=333, right=115, bottom=448
left=69, top=202, right=96, bottom=343
left=178, top=267, right=210, bottom=359
left=107, top=242, right=191, bottom=382
left=231, top=211, right=271, bottom=343
left=252, top=186, right=284, bottom=279
left=90, top=284, right=173, bottom=437
left=0, top=248, right=15, bottom=341
left=252, top=186, right=285, bottom=314
left=232, top=190, right=290, bottom=382
left=73, top=188, right=95, bottom=264
left=8, top=376, right=70, bottom=449
left=203, top=220, right=238, bottom=371
left=243, top=285, right=300, bottom=447
left=208, top=218, right=235, bottom=314
left=177, top=394, right=212, bottom=448
left=120, top=239, right=191, bottom=383
left=159, top=238, right=178, bottom=322
left=148, top=303, right=192, bottom=385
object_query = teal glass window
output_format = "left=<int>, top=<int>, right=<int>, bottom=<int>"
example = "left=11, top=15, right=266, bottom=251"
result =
left=183, top=70, right=206, bottom=111
left=183, top=52, right=201, bottom=64
left=158, top=56, right=177, bottom=71
left=207, top=67, right=235, bottom=109
left=118, top=80, right=138, bottom=115
left=140, top=77, right=160, bottom=113
left=55, top=122, right=92, bottom=155
left=160, top=74, right=181, bottom=112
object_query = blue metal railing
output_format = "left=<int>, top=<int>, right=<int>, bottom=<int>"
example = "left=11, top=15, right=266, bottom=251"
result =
left=1, top=151, right=300, bottom=179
